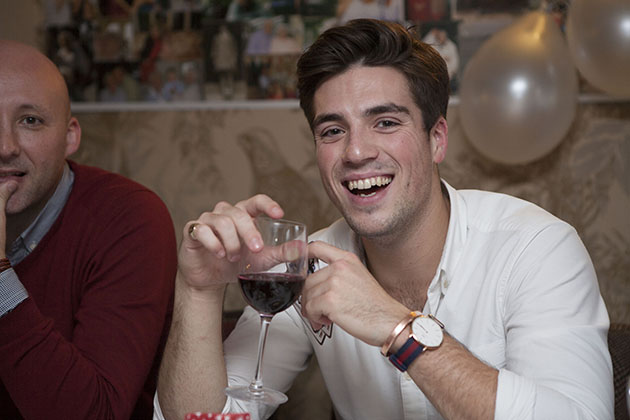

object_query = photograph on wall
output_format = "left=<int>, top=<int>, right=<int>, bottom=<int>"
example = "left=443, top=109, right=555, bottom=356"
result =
left=455, top=0, right=530, bottom=13
left=302, top=15, right=338, bottom=48
left=44, top=0, right=208, bottom=103
left=242, top=16, right=303, bottom=99
left=418, top=19, right=460, bottom=92
left=43, top=0, right=517, bottom=102
left=406, top=0, right=451, bottom=22
left=48, top=28, right=93, bottom=102
left=204, top=20, right=247, bottom=99
left=335, top=0, right=406, bottom=24
left=245, top=54, right=300, bottom=99
left=300, top=0, right=338, bottom=17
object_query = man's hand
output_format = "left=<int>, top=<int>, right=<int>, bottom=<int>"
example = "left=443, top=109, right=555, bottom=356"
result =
left=177, top=194, right=284, bottom=292
left=301, top=241, right=409, bottom=347
left=0, top=181, right=17, bottom=258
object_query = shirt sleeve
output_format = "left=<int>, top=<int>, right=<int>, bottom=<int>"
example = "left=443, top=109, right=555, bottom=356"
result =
left=0, top=269, right=28, bottom=317
left=0, top=191, right=177, bottom=420
left=221, top=305, right=314, bottom=420
left=495, top=223, right=614, bottom=420
left=153, top=392, right=167, bottom=420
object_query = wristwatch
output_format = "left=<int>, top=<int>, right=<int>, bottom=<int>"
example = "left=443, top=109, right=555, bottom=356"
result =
left=389, top=314, right=444, bottom=372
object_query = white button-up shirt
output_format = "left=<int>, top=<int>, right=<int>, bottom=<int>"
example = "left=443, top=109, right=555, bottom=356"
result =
left=154, top=181, right=613, bottom=420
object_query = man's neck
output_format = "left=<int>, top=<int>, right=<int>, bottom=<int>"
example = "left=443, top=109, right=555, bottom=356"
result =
left=6, top=206, right=42, bottom=253
left=362, top=186, right=451, bottom=310
left=5, top=163, right=72, bottom=256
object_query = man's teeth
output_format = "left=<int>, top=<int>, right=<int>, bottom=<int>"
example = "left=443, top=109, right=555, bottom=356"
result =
left=347, top=176, right=392, bottom=191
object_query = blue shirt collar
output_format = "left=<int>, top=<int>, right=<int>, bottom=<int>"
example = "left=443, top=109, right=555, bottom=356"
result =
left=8, top=163, right=75, bottom=265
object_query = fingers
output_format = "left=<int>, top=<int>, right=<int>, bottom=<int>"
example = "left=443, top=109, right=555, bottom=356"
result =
left=307, top=240, right=354, bottom=265
left=301, top=242, right=400, bottom=345
left=300, top=263, right=340, bottom=324
left=0, top=181, right=18, bottom=212
left=183, top=194, right=284, bottom=262
left=234, top=194, right=284, bottom=220
left=0, top=181, right=18, bottom=258
left=250, top=239, right=307, bottom=273
left=281, top=239, right=307, bottom=264
left=183, top=219, right=233, bottom=259
left=303, top=241, right=355, bottom=308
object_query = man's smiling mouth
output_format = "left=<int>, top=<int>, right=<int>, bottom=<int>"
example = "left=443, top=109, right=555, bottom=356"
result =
left=345, top=176, right=392, bottom=197
left=0, top=171, right=26, bottom=179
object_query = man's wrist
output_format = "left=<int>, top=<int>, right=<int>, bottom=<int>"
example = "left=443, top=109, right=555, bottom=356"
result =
left=389, top=325, right=413, bottom=354
left=175, top=273, right=227, bottom=305
left=388, top=314, right=445, bottom=372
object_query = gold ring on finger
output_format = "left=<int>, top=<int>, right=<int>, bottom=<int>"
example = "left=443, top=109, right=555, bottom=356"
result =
left=189, top=222, right=201, bottom=240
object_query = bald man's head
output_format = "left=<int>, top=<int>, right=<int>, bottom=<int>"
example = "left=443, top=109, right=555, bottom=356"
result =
left=0, top=40, right=71, bottom=118
left=0, top=39, right=81, bottom=226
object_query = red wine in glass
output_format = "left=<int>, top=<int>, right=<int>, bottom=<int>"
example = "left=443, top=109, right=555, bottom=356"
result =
left=238, top=272, right=305, bottom=316
left=225, top=216, right=307, bottom=406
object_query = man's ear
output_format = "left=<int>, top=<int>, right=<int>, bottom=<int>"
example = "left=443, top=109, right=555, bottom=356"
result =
left=64, top=117, right=81, bottom=157
left=430, top=116, right=448, bottom=164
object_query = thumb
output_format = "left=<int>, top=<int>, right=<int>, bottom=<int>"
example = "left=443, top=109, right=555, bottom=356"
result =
left=0, top=181, right=18, bottom=212
left=0, top=181, right=17, bottom=258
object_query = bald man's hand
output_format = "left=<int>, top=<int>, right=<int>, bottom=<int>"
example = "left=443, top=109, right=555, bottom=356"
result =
left=0, top=181, right=17, bottom=258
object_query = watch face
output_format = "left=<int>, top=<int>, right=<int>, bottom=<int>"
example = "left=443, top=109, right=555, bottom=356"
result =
left=411, top=316, right=443, bottom=347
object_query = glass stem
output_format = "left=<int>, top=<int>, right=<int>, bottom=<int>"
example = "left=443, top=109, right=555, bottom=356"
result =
left=249, top=314, right=273, bottom=394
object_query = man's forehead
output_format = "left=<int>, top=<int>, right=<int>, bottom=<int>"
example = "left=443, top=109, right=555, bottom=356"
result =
left=312, top=66, right=415, bottom=116
left=0, top=46, right=70, bottom=117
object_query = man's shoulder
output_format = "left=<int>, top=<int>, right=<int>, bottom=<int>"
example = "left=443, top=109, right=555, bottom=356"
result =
left=67, top=161, right=171, bottom=221
left=70, top=161, right=146, bottom=189
left=70, top=161, right=162, bottom=200
left=455, top=187, right=569, bottom=234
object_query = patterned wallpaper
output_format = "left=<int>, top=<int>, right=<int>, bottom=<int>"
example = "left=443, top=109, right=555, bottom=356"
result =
left=73, top=101, right=630, bottom=325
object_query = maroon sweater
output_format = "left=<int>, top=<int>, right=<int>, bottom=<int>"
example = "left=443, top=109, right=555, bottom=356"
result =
left=0, top=162, right=177, bottom=419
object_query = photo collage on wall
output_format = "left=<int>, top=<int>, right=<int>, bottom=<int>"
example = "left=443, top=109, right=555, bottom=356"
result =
left=43, top=0, right=530, bottom=102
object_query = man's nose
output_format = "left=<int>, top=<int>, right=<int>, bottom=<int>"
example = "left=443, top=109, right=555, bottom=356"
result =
left=342, top=129, right=378, bottom=164
left=0, top=123, right=20, bottom=159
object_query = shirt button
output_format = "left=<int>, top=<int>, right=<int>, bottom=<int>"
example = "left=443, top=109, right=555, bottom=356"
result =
left=28, top=242, right=37, bottom=251
left=443, top=279, right=450, bottom=289
left=403, top=372, right=412, bottom=381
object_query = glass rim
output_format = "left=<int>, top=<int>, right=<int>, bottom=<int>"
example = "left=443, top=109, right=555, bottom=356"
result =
left=255, top=215, right=306, bottom=229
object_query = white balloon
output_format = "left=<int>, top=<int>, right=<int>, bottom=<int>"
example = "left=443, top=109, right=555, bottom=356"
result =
left=459, top=11, right=578, bottom=165
left=566, top=0, right=630, bottom=97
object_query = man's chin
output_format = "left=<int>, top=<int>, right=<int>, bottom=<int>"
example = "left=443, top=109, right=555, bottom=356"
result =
left=345, top=215, right=392, bottom=239
left=343, top=208, right=414, bottom=244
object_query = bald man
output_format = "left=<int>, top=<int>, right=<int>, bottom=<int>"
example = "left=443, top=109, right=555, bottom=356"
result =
left=0, top=40, right=177, bottom=419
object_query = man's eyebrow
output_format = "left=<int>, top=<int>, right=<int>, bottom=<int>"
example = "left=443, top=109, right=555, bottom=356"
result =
left=364, top=103, right=410, bottom=117
left=313, top=103, right=410, bottom=128
left=313, top=112, right=344, bottom=128
left=17, top=103, right=52, bottom=117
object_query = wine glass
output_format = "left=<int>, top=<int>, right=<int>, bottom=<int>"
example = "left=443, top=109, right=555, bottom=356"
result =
left=225, top=216, right=307, bottom=405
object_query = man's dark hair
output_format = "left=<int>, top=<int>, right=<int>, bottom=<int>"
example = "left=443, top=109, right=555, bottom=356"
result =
left=296, top=19, right=450, bottom=133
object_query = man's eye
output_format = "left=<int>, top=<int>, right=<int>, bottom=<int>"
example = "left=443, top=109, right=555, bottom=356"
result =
left=317, top=127, right=344, bottom=142
left=322, top=127, right=343, bottom=137
left=377, top=120, right=398, bottom=128
left=21, top=116, right=42, bottom=125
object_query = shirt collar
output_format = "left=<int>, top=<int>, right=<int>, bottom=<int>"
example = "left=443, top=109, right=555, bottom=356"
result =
left=425, top=180, right=468, bottom=314
left=8, top=162, right=75, bottom=265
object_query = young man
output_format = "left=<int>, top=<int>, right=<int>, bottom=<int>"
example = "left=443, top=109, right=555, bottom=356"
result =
left=156, top=19, right=613, bottom=420
left=0, top=40, right=177, bottom=418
